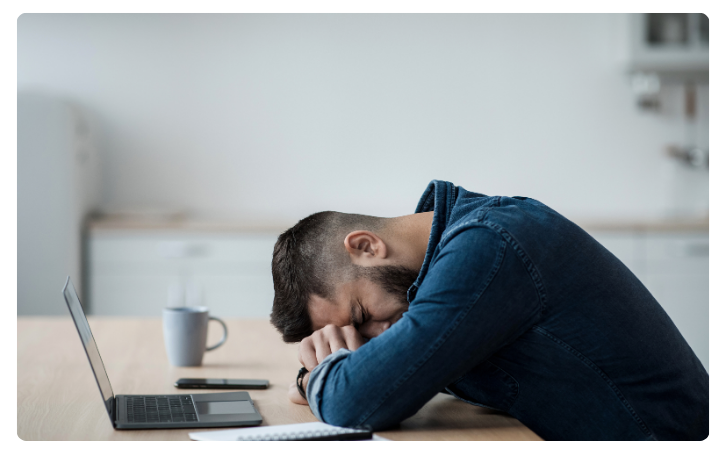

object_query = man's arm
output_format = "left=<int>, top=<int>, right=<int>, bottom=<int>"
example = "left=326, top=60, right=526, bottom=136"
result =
left=288, top=324, right=366, bottom=405
left=306, top=223, right=544, bottom=430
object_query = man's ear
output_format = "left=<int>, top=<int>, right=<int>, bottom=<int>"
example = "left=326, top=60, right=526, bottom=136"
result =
left=344, top=230, right=388, bottom=266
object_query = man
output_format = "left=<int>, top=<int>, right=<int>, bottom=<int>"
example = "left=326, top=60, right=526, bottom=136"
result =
left=270, top=180, right=708, bottom=440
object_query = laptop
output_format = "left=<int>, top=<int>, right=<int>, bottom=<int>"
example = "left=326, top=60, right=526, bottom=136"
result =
left=62, top=277, right=263, bottom=430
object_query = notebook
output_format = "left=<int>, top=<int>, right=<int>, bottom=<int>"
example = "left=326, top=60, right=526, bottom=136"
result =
left=189, top=421, right=390, bottom=441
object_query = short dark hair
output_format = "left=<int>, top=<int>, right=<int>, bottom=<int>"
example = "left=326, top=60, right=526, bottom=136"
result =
left=270, top=211, right=385, bottom=343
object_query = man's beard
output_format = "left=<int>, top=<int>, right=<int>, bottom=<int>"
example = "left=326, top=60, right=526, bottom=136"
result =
left=361, top=265, right=420, bottom=309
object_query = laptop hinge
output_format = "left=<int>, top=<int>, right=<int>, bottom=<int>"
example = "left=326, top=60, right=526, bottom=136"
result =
left=113, top=396, right=119, bottom=427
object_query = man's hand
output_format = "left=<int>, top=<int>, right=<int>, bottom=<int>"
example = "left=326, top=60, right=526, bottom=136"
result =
left=289, top=325, right=365, bottom=406
left=288, top=377, right=309, bottom=405
left=298, top=324, right=366, bottom=371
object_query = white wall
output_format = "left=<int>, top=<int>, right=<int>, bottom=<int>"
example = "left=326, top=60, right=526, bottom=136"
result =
left=17, top=13, right=708, bottom=223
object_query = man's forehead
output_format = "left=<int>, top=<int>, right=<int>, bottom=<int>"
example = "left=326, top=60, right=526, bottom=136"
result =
left=308, top=293, right=353, bottom=330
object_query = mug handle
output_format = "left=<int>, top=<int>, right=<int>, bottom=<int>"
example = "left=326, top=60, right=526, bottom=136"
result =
left=206, top=316, right=228, bottom=351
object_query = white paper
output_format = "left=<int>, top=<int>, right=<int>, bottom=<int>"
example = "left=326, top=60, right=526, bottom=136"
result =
left=188, top=421, right=389, bottom=441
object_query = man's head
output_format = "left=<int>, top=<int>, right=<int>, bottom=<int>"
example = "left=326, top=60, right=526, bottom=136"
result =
left=271, top=211, right=419, bottom=343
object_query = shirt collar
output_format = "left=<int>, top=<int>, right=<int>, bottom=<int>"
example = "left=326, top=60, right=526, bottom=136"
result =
left=407, top=180, right=457, bottom=303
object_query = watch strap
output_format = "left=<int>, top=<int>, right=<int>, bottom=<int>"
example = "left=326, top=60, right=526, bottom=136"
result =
left=296, top=366, right=309, bottom=400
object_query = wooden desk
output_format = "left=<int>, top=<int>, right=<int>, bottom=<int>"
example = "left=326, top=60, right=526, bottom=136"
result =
left=17, top=317, right=541, bottom=441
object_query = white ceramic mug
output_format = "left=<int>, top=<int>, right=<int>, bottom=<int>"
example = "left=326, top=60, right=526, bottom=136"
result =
left=162, top=307, right=227, bottom=366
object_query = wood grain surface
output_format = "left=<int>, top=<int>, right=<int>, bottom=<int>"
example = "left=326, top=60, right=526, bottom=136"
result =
left=17, top=317, right=541, bottom=441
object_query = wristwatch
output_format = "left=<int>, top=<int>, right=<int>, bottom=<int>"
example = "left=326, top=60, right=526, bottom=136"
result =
left=297, top=366, right=309, bottom=400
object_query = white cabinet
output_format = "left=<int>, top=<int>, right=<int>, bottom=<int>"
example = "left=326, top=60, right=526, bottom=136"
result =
left=87, top=225, right=708, bottom=371
left=642, top=233, right=708, bottom=372
left=589, top=230, right=708, bottom=372
left=87, top=231, right=279, bottom=318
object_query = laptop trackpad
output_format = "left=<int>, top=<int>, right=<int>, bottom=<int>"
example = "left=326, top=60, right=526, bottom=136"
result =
left=196, top=401, right=256, bottom=415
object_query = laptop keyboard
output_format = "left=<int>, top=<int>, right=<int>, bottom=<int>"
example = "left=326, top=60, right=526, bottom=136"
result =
left=125, top=395, right=199, bottom=423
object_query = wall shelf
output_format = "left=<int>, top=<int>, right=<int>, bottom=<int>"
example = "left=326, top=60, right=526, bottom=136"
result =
left=628, top=13, right=708, bottom=83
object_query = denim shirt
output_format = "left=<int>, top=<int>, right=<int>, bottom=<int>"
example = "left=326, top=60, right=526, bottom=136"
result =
left=306, top=180, right=708, bottom=440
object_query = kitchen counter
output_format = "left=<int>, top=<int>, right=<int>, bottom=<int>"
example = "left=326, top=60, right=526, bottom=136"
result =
left=86, top=214, right=293, bottom=234
left=87, top=214, right=709, bottom=234
left=576, top=218, right=708, bottom=232
left=83, top=212, right=709, bottom=369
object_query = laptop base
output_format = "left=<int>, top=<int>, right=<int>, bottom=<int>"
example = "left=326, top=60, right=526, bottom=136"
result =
left=115, top=391, right=263, bottom=429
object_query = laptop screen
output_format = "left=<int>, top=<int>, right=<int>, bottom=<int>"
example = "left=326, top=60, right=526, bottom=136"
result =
left=62, top=277, right=115, bottom=425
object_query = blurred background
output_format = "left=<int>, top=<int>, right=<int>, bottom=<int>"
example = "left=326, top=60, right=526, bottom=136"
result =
left=17, top=14, right=708, bottom=370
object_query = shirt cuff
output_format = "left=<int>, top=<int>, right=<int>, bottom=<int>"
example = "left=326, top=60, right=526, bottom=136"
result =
left=307, top=348, right=352, bottom=422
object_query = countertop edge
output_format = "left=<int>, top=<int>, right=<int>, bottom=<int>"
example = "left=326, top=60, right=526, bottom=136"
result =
left=86, top=217, right=709, bottom=234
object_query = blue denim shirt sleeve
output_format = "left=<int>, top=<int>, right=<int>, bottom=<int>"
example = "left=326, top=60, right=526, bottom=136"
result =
left=307, top=348, right=352, bottom=421
left=307, top=222, right=544, bottom=430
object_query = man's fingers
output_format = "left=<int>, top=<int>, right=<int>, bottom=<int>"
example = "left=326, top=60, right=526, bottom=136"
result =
left=299, top=325, right=366, bottom=371
left=298, top=337, right=319, bottom=370
left=326, top=326, right=350, bottom=354
left=312, top=325, right=344, bottom=363
left=341, top=325, right=366, bottom=351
